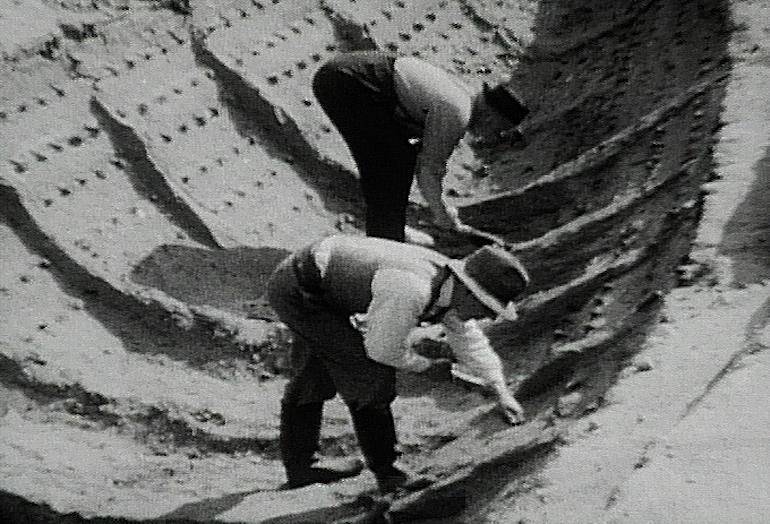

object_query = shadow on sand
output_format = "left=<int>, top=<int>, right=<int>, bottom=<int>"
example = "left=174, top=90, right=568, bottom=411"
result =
left=131, top=244, right=290, bottom=319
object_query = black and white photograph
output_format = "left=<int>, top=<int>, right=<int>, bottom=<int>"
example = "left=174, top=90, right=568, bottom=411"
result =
left=1, top=1, right=768, bottom=522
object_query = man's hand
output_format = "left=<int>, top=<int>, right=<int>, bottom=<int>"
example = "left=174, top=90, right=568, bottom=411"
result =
left=492, top=385, right=525, bottom=425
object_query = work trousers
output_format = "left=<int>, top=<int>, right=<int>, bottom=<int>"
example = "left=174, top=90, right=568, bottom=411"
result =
left=313, top=60, right=420, bottom=242
left=266, top=244, right=397, bottom=410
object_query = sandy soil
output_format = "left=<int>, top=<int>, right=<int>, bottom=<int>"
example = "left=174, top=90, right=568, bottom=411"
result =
left=0, top=0, right=768, bottom=523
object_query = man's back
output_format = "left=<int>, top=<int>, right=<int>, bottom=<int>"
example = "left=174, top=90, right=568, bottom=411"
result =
left=316, top=235, right=448, bottom=313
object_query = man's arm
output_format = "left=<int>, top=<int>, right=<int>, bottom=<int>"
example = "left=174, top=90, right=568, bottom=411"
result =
left=415, top=98, right=470, bottom=230
left=361, top=269, right=434, bottom=373
left=415, top=169, right=462, bottom=230
left=443, top=311, right=525, bottom=424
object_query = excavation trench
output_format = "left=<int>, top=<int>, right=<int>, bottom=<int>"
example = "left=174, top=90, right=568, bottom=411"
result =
left=0, top=0, right=734, bottom=522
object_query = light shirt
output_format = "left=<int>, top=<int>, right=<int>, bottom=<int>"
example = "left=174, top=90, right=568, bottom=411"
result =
left=393, top=57, right=472, bottom=209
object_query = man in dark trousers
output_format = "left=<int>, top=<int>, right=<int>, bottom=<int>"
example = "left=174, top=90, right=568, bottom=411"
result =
left=267, top=234, right=529, bottom=493
left=312, top=50, right=529, bottom=242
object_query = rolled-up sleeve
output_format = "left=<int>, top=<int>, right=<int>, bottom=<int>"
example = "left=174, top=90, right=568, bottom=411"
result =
left=443, top=312, right=507, bottom=387
left=418, top=98, right=469, bottom=175
left=361, top=269, right=433, bottom=373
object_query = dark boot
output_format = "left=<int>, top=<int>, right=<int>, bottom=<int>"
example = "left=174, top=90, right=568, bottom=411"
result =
left=350, top=404, right=433, bottom=494
left=280, top=402, right=364, bottom=489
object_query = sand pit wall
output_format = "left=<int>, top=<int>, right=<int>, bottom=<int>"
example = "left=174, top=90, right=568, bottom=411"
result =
left=0, top=0, right=732, bottom=521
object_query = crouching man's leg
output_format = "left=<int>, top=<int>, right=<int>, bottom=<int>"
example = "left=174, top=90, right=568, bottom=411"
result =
left=328, top=350, right=432, bottom=494
left=267, top=256, right=364, bottom=489
left=306, top=325, right=433, bottom=494
left=267, top=254, right=431, bottom=493
left=348, top=401, right=433, bottom=494
left=279, top=344, right=364, bottom=489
